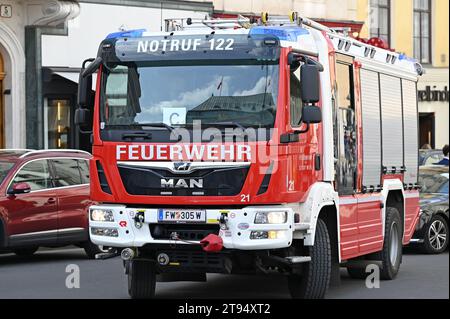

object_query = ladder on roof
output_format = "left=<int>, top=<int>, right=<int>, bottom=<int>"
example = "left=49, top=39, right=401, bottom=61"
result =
left=165, top=12, right=333, bottom=33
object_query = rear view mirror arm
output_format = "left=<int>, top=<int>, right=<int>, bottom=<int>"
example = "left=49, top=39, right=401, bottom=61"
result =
left=288, top=52, right=324, bottom=72
left=82, top=57, right=103, bottom=78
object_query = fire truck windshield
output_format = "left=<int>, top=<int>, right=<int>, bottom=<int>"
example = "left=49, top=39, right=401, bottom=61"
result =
left=100, top=61, right=279, bottom=139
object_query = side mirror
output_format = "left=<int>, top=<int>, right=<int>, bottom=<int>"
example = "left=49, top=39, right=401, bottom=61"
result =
left=8, top=183, right=31, bottom=196
left=75, top=108, right=92, bottom=127
left=300, top=64, right=320, bottom=104
left=302, top=105, right=322, bottom=124
left=77, top=72, right=93, bottom=108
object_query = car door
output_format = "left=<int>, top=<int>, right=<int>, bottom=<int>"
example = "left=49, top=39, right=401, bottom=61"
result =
left=5, top=159, right=58, bottom=246
left=51, top=158, right=90, bottom=244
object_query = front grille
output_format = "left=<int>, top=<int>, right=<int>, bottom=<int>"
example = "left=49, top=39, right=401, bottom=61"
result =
left=118, top=164, right=249, bottom=196
left=150, top=224, right=220, bottom=241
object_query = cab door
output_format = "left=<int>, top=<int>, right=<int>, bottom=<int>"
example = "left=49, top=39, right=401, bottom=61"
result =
left=5, top=159, right=58, bottom=246
left=333, top=55, right=359, bottom=260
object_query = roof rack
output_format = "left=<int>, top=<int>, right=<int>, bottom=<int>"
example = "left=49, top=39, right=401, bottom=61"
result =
left=165, top=11, right=333, bottom=33
left=0, top=149, right=35, bottom=153
left=259, top=12, right=333, bottom=32
left=165, top=15, right=253, bottom=31
left=19, top=149, right=92, bottom=159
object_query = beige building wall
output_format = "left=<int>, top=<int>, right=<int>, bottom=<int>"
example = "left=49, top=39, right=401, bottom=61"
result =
left=193, top=0, right=360, bottom=21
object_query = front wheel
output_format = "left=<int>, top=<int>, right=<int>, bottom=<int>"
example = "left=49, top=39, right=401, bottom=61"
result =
left=288, top=218, right=331, bottom=299
left=128, top=260, right=156, bottom=299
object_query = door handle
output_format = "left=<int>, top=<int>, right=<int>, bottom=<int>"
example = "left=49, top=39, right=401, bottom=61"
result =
left=47, top=198, right=56, bottom=204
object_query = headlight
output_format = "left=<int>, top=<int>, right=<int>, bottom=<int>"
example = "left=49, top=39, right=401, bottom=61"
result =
left=254, top=211, right=287, bottom=224
left=90, top=209, right=114, bottom=222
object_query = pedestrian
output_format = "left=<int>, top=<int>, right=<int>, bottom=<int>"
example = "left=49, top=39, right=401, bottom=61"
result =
left=436, top=144, right=449, bottom=166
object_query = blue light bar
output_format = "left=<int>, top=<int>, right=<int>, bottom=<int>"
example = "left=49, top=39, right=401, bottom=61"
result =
left=105, top=29, right=147, bottom=40
left=398, top=53, right=418, bottom=63
left=250, top=26, right=309, bottom=42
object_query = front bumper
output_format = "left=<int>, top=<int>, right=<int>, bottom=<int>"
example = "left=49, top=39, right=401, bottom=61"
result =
left=89, top=204, right=295, bottom=250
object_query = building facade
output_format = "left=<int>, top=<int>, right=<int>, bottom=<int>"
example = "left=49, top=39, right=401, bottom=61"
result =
left=2, top=0, right=446, bottom=151
left=0, top=0, right=213, bottom=150
left=363, top=0, right=449, bottom=149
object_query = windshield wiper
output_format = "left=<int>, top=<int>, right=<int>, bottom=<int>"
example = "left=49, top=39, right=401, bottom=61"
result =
left=139, top=122, right=175, bottom=132
left=108, top=123, right=175, bottom=132
left=122, top=132, right=152, bottom=141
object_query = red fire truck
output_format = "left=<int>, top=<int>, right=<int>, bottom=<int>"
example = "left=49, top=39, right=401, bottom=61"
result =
left=76, top=13, right=423, bottom=299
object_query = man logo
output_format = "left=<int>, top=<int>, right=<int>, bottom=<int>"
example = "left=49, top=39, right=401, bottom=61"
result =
left=161, top=178, right=203, bottom=189
left=173, top=162, right=192, bottom=172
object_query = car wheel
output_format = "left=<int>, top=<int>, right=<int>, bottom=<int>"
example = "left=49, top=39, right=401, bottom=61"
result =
left=287, top=218, right=331, bottom=299
left=83, top=241, right=110, bottom=259
left=422, top=215, right=449, bottom=254
left=128, top=260, right=156, bottom=299
left=14, top=247, right=38, bottom=257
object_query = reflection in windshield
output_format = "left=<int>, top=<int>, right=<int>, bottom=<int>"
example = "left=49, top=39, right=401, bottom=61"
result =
left=101, top=62, right=279, bottom=129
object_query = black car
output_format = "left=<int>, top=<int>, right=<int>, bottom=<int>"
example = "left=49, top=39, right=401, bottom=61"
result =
left=411, top=166, right=449, bottom=254
left=419, top=149, right=445, bottom=166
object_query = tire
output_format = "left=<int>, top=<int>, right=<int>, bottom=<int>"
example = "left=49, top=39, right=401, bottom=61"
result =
left=128, top=260, right=156, bottom=299
left=347, top=267, right=368, bottom=279
left=288, top=218, right=331, bottom=299
left=421, top=215, right=449, bottom=254
left=379, top=207, right=403, bottom=280
left=14, top=247, right=38, bottom=257
left=82, top=241, right=109, bottom=259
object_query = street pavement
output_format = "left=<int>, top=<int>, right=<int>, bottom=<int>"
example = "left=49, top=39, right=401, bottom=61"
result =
left=0, top=247, right=448, bottom=299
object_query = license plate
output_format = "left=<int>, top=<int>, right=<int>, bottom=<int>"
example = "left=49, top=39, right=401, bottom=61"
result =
left=158, top=209, right=206, bottom=223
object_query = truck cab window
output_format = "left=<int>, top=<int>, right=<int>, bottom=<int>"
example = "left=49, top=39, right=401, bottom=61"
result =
left=290, top=68, right=303, bottom=126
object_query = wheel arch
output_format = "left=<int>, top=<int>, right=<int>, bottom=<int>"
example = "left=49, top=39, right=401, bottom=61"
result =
left=436, top=210, right=449, bottom=225
left=381, top=179, right=405, bottom=240
left=297, top=182, right=340, bottom=262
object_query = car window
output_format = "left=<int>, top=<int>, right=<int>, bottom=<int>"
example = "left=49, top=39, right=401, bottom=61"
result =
left=439, top=181, right=449, bottom=194
left=10, top=160, right=52, bottom=191
left=78, top=159, right=90, bottom=184
left=52, top=159, right=82, bottom=187
left=0, top=161, right=15, bottom=186
left=419, top=171, right=449, bottom=194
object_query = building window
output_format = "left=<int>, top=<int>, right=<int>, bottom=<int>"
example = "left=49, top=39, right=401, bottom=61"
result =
left=46, top=98, right=71, bottom=149
left=370, top=0, right=391, bottom=45
left=414, top=0, right=432, bottom=64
